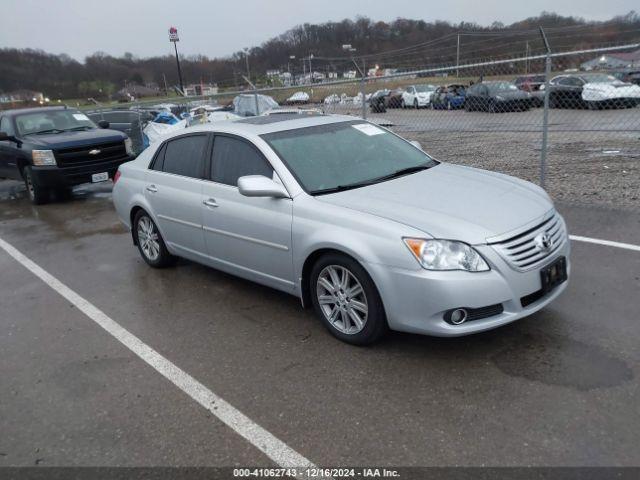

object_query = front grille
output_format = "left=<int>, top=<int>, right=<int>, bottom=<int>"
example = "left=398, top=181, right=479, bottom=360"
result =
left=54, top=141, right=127, bottom=170
left=488, top=211, right=566, bottom=271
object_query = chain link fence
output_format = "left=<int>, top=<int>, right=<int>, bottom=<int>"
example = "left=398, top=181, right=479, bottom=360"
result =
left=81, top=41, right=640, bottom=209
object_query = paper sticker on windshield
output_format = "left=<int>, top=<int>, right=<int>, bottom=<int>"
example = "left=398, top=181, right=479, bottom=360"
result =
left=352, top=123, right=385, bottom=136
left=72, top=113, right=90, bottom=121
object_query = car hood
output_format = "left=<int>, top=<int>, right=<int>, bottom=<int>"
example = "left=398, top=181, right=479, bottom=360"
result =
left=25, top=128, right=127, bottom=149
left=316, top=163, right=552, bottom=244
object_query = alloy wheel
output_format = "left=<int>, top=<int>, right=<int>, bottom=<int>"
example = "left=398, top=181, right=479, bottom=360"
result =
left=137, top=216, right=160, bottom=261
left=316, top=265, right=368, bottom=335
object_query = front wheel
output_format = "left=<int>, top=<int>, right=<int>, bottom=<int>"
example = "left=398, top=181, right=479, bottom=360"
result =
left=23, top=166, right=49, bottom=205
left=310, top=254, right=387, bottom=345
left=414, top=99, right=419, bottom=109
left=133, top=210, right=175, bottom=268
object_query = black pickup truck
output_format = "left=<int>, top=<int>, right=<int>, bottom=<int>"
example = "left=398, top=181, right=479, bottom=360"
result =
left=0, top=106, right=135, bottom=204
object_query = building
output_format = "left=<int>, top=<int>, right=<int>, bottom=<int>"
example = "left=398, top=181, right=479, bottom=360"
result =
left=183, top=83, right=219, bottom=97
left=581, top=49, right=640, bottom=70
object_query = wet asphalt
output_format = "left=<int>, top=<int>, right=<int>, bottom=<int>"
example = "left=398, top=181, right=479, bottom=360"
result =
left=0, top=179, right=639, bottom=467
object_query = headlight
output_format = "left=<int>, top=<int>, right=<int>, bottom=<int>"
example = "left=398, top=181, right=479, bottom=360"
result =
left=32, top=150, right=57, bottom=166
left=124, top=138, right=133, bottom=156
left=403, top=238, right=490, bottom=272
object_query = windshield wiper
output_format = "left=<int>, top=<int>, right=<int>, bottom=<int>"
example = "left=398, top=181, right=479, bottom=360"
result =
left=369, top=164, right=431, bottom=183
left=311, top=165, right=432, bottom=196
left=67, top=126, right=94, bottom=131
left=30, top=128, right=66, bottom=135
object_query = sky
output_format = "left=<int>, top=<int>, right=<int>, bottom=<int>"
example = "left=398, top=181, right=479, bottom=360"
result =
left=0, top=0, right=636, bottom=61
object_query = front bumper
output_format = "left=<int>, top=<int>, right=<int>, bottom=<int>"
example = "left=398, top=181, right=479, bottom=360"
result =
left=31, top=156, right=134, bottom=187
left=365, top=237, right=571, bottom=337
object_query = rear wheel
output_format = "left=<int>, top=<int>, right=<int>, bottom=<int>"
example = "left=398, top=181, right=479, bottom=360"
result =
left=310, top=253, right=387, bottom=345
left=133, top=210, right=175, bottom=268
left=23, top=166, right=49, bottom=205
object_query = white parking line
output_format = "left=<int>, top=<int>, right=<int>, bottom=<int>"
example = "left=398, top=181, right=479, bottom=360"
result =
left=569, top=235, right=640, bottom=252
left=0, top=236, right=315, bottom=469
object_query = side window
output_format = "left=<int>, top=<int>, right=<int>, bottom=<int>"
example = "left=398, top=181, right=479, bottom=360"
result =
left=211, top=136, right=273, bottom=187
left=150, top=143, right=167, bottom=171
left=0, top=116, right=15, bottom=136
left=161, top=135, right=208, bottom=178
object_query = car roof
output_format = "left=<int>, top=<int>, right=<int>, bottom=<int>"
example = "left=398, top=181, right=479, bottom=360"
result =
left=169, top=113, right=360, bottom=137
left=0, top=106, right=75, bottom=117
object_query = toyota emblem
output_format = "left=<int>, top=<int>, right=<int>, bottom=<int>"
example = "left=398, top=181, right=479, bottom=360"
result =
left=534, top=232, right=553, bottom=252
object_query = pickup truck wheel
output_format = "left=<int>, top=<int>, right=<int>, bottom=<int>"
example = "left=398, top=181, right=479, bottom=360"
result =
left=310, top=253, right=388, bottom=345
left=133, top=210, right=175, bottom=268
left=23, top=167, right=49, bottom=205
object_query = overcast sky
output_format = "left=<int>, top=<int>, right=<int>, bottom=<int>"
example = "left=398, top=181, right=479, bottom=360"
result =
left=0, top=0, right=635, bottom=60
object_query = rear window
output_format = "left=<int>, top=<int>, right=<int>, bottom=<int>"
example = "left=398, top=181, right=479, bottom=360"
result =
left=161, top=135, right=208, bottom=178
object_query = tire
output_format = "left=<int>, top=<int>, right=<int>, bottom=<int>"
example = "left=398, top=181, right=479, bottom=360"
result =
left=413, top=99, right=419, bottom=109
left=23, top=166, right=49, bottom=205
left=587, top=101, right=599, bottom=110
left=489, top=101, right=497, bottom=113
left=401, top=99, right=406, bottom=109
left=133, top=210, right=175, bottom=268
left=310, top=253, right=387, bottom=345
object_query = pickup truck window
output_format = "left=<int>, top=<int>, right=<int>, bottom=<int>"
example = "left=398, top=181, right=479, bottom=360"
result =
left=0, top=116, right=15, bottom=136
left=15, top=110, right=96, bottom=136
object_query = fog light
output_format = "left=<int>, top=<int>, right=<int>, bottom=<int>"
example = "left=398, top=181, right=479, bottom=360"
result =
left=446, top=308, right=468, bottom=325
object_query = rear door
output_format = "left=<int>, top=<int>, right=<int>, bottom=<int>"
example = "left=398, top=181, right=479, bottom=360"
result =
left=201, top=134, right=294, bottom=292
left=144, top=133, right=210, bottom=259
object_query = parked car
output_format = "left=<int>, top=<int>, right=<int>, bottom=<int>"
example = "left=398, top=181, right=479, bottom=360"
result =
left=465, top=81, right=532, bottom=112
left=112, top=114, right=570, bottom=345
left=546, top=73, right=640, bottom=109
left=431, top=84, right=466, bottom=109
left=401, top=84, right=437, bottom=108
left=386, top=88, right=405, bottom=108
left=369, top=89, right=391, bottom=113
left=0, top=106, right=135, bottom=204
left=87, top=110, right=153, bottom=155
left=284, top=91, right=310, bottom=105
left=514, top=74, right=546, bottom=107
left=609, top=69, right=640, bottom=86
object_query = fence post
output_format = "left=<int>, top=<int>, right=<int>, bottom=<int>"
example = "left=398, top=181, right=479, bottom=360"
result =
left=539, top=27, right=552, bottom=189
left=361, top=58, right=367, bottom=120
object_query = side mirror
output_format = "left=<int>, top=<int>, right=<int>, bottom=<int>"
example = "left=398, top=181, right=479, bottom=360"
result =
left=238, top=175, right=289, bottom=199
left=0, top=131, right=18, bottom=144
left=409, top=140, right=423, bottom=151
left=97, top=120, right=110, bottom=129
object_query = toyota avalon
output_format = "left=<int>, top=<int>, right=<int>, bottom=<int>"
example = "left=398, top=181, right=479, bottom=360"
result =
left=112, top=114, right=570, bottom=345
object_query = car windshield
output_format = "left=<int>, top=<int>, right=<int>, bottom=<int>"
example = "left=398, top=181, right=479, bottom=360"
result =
left=262, top=121, right=438, bottom=195
left=15, top=110, right=96, bottom=135
left=487, top=82, right=519, bottom=93
left=415, top=85, right=435, bottom=92
left=581, top=74, right=617, bottom=83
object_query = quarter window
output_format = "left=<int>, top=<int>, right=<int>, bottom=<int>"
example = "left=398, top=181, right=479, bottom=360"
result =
left=161, top=135, right=208, bottom=178
left=210, top=136, right=273, bottom=186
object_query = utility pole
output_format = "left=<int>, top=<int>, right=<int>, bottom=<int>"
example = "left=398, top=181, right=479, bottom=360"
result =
left=168, top=27, right=184, bottom=94
left=309, top=54, right=314, bottom=83
left=456, top=34, right=460, bottom=77
left=525, top=41, right=530, bottom=74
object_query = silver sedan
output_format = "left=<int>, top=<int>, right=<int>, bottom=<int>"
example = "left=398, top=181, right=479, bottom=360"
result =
left=112, top=114, right=570, bottom=345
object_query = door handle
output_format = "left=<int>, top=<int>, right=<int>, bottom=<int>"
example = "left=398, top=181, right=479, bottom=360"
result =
left=203, top=198, right=218, bottom=208
left=146, top=184, right=158, bottom=193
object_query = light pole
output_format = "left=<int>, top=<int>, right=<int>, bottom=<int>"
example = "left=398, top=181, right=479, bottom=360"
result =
left=169, top=27, right=184, bottom=93
left=288, top=55, right=295, bottom=86
left=244, top=48, right=251, bottom=84
left=342, top=44, right=366, bottom=119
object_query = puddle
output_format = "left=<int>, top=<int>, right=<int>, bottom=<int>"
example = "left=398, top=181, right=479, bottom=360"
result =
left=492, top=332, right=633, bottom=391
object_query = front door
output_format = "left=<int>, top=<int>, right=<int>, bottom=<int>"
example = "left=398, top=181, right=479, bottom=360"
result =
left=201, top=134, right=294, bottom=292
